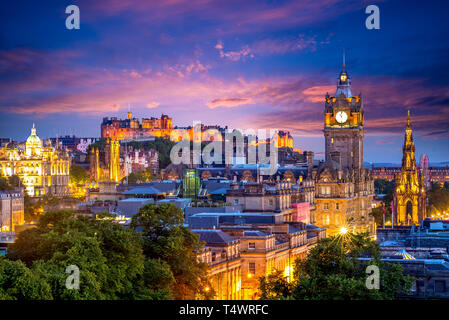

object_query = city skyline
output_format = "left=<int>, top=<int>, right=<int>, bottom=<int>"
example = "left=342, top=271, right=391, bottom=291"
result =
left=1, top=0, right=449, bottom=163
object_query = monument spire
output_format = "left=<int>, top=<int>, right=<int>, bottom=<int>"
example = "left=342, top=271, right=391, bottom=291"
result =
left=394, top=110, right=426, bottom=225
left=406, top=109, right=411, bottom=128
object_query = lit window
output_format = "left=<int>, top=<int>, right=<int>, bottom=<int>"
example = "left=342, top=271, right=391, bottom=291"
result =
left=249, top=262, right=256, bottom=275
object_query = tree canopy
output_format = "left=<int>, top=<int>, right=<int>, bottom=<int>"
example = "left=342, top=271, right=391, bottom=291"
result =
left=7, top=210, right=146, bottom=299
left=428, top=182, right=449, bottom=215
left=128, top=137, right=176, bottom=169
left=130, top=203, right=213, bottom=299
left=69, top=164, right=89, bottom=186
left=371, top=179, right=395, bottom=225
left=0, top=173, right=21, bottom=191
left=0, top=257, right=53, bottom=300
left=125, top=167, right=155, bottom=184
left=2, top=203, right=213, bottom=300
left=259, top=232, right=413, bottom=300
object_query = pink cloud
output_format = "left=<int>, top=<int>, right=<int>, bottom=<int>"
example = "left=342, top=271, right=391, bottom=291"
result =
left=302, top=85, right=335, bottom=102
left=215, top=41, right=253, bottom=61
left=1, top=48, right=448, bottom=141
left=147, top=102, right=160, bottom=109
left=207, top=97, right=253, bottom=109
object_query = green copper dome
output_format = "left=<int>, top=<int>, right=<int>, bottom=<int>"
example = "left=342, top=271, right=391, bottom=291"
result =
left=26, top=123, right=42, bottom=146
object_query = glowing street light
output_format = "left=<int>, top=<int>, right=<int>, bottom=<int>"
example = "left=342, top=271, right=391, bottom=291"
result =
left=339, top=227, right=348, bottom=235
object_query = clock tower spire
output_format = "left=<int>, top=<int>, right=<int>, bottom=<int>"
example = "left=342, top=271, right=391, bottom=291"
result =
left=314, top=55, right=375, bottom=237
left=323, top=58, right=364, bottom=169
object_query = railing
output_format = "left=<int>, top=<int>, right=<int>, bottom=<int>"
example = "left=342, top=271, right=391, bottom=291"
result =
left=307, top=236, right=318, bottom=245
left=275, top=241, right=289, bottom=251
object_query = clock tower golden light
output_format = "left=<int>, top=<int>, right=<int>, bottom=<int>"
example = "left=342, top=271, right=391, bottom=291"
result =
left=323, top=58, right=364, bottom=169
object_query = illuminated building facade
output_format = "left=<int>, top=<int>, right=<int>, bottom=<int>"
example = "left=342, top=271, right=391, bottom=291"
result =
left=313, top=61, right=375, bottom=237
left=226, top=181, right=293, bottom=217
left=0, top=124, right=70, bottom=197
left=393, top=111, right=427, bottom=225
left=236, top=229, right=305, bottom=300
left=101, top=112, right=173, bottom=140
left=276, top=131, right=293, bottom=149
left=195, top=230, right=242, bottom=300
left=188, top=211, right=326, bottom=300
left=0, top=191, right=24, bottom=232
left=372, top=163, right=449, bottom=186
left=89, top=138, right=123, bottom=183
left=182, top=169, right=201, bottom=199
left=371, top=166, right=401, bottom=181
left=219, top=224, right=324, bottom=300
left=124, top=148, right=159, bottom=175
left=195, top=226, right=322, bottom=300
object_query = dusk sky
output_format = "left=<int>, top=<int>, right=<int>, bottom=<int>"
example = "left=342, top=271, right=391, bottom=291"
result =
left=1, top=0, right=448, bottom=163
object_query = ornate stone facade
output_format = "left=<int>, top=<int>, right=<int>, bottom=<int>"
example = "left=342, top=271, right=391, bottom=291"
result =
left=101, top=112, right=173, bottom=141
left=0, top=125, right=70, bottom=197
left=313, top=62, right=375, bottom=237
left=89, top=138, right=123, bottom=183
left=393, top=111, right=427, bottom=225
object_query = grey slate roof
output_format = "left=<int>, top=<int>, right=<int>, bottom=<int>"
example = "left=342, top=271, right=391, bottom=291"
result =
left=243, top=230, right=270, bottom=237
left=192, top=229, right=237, bottom=244
left=123, top=186, right=163, bottom=195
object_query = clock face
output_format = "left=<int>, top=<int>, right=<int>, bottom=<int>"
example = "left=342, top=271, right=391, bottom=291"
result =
left=340, top=73, right=347, bottom=82
left=336, top=111, right=348, bottom=124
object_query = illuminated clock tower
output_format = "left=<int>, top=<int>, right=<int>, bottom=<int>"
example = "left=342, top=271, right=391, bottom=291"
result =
left=314, top=56, right=375, bottom=237
left=323, top=60, right=364, bottom=169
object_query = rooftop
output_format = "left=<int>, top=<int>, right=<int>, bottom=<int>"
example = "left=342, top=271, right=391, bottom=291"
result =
left=191, top=229, right=237, bottom=244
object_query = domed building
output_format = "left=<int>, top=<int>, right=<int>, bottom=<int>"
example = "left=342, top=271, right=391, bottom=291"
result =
left=0, top=124, right=70, bottom=197
left=25, top=124, right=43, bottom=157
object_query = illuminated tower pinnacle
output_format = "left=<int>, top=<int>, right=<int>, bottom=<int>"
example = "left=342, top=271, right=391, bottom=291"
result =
left=336, top=51, right=352, bottom=98
left=393, top=110, right=427, bottom=225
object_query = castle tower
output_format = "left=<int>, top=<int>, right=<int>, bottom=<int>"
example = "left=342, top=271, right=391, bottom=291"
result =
left=393, top=111, right=427, bottom=225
